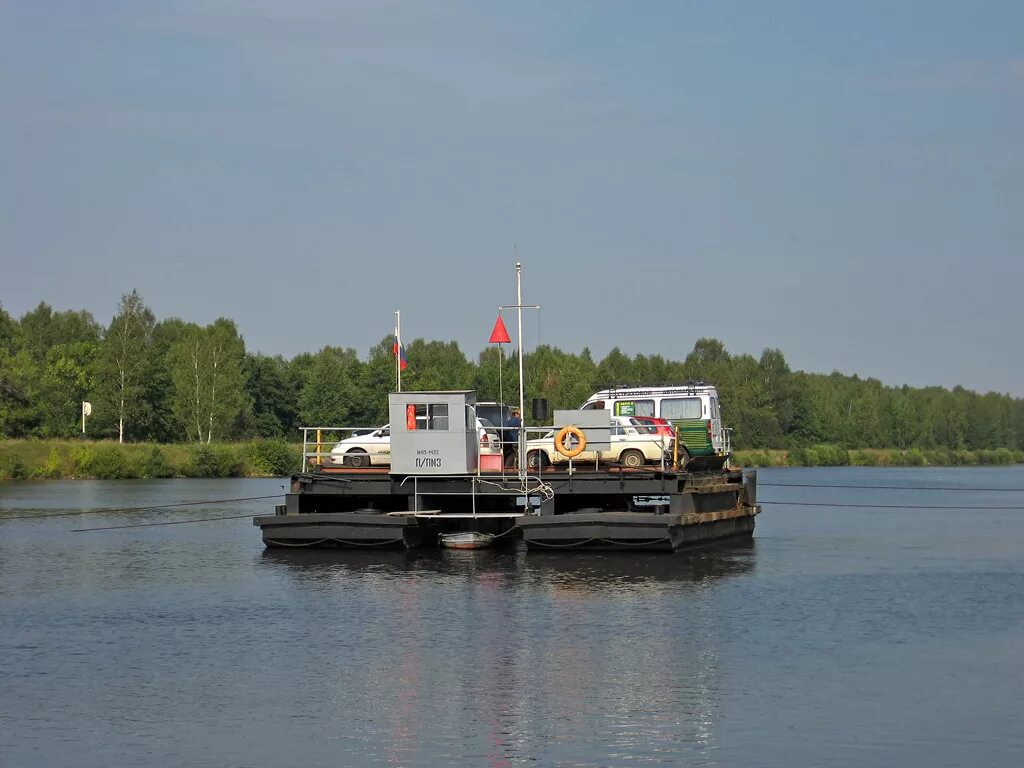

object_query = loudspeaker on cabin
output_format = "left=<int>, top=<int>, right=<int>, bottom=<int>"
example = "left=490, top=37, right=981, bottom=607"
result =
left=532, top=398, right=549, bottom=421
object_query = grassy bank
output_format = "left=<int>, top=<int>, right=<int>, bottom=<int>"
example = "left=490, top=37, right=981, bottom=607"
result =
left=4, top=440, right=1023, bottom=479
left=733, top=445, right=1024, bottom=468
left=0, top=439, right=301, bottom=480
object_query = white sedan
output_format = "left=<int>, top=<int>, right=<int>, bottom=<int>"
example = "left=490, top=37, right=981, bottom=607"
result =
left=330, top=419, right=502, bottom=468
left=525, top=416, right=672, bottom=469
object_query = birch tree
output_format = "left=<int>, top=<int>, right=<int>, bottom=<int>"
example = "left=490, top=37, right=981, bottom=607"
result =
left=169, top=319, right=248, bottom=443
left=98, top=290, right=154, bottom=443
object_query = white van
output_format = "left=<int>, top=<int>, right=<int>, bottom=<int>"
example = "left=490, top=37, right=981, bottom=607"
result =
left=580, top=383, right=730, bottom=467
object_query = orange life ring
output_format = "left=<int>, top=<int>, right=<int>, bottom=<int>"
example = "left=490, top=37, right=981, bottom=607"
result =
left=554, top=425, right=587, bottom=458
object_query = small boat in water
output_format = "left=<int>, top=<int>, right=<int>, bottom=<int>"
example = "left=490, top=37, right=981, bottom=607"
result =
left=439, top=531, right=497, bottom=550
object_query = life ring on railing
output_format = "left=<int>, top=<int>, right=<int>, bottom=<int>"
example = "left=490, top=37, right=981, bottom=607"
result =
left=554, top=425, right=587, bottom=458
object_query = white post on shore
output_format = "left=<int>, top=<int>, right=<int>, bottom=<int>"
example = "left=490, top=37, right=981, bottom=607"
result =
left=81, top=401, right=92, bottom=435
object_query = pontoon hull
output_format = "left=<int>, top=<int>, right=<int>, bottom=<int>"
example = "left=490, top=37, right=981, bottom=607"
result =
left=516, top=505, right=757, bottom=551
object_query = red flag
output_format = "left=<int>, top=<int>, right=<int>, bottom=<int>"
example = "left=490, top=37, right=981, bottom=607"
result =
left=488, top=314, right=511, bottom=344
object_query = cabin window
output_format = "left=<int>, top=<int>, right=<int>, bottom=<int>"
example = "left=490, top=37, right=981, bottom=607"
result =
left=581, top=400, right=605, bottom=410
left=661, top=397, right=702, bottom=420
left=407, top=403, right=449, bottom=431
left=614, top=400, right=654, bottom=417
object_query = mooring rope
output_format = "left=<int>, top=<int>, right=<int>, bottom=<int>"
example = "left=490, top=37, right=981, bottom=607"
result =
left=481, top=524, right=521, bottom=540
left=264, top=537, right=406, bottom=548
left=528, top=536, right=671, bottom=549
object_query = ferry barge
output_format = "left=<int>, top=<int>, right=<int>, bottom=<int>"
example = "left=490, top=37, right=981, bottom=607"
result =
left=252, top=390, right=759, bottom=552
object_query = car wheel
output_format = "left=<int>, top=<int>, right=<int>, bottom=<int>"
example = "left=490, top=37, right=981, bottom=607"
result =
left=527, top=450, right=548, bottom=470
left=620, top=449, right=645, bottom=468
left=346, top=449, right=370, bottom=468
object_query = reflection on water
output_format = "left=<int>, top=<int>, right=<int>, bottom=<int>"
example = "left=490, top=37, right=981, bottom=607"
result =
left=254, top=543, right=754, bottom=764
left=522, top=542, right=757, bottom=589
left=3, top=470, right=1024, bottom=767
left=259, top=540, right=756, bottom=587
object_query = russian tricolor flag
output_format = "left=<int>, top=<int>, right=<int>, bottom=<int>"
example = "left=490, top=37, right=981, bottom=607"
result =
left=393, top=337, right=408, bottom=370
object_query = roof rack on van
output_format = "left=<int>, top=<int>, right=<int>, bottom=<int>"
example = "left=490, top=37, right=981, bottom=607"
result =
left=602, top=380, right=707, bottom=390
left=601, top=381, right=711, bottom=397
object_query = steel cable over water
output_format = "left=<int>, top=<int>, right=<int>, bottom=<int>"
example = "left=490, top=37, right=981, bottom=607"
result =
left=0, top=494, right=283, bottom=522
left=760, top=482, right=1024, bottom=492
left=71, top=513, right=264, bottom=532
left=759, top=501, right=1024, bottom=509
left=7, top=479, right=1024, bottom=534
left=758, top=479, right=1024, bottom=509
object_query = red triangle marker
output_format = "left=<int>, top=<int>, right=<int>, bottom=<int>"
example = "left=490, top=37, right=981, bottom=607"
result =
left=488, top=314, right=511, bottom=344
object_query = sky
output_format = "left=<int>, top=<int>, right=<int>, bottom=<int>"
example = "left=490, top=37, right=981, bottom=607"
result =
left=1, top=1, right=1021, bottom=395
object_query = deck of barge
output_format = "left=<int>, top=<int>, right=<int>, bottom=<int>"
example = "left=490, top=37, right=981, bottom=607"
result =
left=253, top=464, right=758, bottom=552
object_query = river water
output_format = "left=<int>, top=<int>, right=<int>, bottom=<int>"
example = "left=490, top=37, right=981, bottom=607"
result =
left=1, top=467, right=1022, bottom=767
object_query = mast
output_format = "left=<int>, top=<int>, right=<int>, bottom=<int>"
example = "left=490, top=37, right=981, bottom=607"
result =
left=395, top=310, right=402, bottom=392
left=516, top=263, right=526, bottom=480
left=499, top=262, right=538, bottom=482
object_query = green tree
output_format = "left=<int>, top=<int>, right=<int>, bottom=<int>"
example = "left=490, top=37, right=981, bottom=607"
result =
left=96, top=290, right=155, bottom=443
left=729, top=353, right=778, bottom=448
left=595, top=347, right=635, bottom=388
left=358, top=336, right=398, bottom=426
left=402, top=339, right=473, bottom=391
left=848, top=384, right=884, bottom=448
left=169, top=319, right=249, bottom=442
left=0, top=303, right=18, bottom=351
left=759, top=348, right=793, bottom=436
left=134, top=318, right=191, bottom=443
left=297, top=346, right=364, bottom=427
left=685, top=337, right=731, bottom=371
left=19, top=302, right=100, bottom=365
left=887, top=390, right=917, bottom=449
left=525, top=345, right=597, bottom=418
left=244, top=353, right=299, bottom=437
left=0, top=348, right=41, bottom=437
left=0, top=304, right=33, bottom=437
left=41, top=341, right=99, bottom=437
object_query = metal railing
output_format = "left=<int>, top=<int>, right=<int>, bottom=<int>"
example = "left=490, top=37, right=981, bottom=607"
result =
left=301, top=419, right=690, bottom=473
left=300, top=425, right=397, bottom=472
left=518, top=424, right=675, bottom=475
left=299, top=423, right=506, bottom=473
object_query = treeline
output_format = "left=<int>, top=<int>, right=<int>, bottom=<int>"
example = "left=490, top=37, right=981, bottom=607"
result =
left=1, top=294, right=1023, bottom=452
